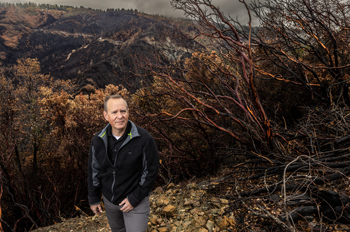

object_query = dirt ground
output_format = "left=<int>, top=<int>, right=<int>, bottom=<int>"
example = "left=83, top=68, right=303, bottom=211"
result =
left=31, top=212, right=111, bottom=232
left=30, top=173, right=350, bottom=232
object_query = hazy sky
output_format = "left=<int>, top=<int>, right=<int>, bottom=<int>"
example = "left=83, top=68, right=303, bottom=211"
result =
left=1, top=0, right=254, bottom=24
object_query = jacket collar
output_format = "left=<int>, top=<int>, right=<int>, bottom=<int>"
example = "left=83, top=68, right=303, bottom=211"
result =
left=98, top=120, right=140, bottom=140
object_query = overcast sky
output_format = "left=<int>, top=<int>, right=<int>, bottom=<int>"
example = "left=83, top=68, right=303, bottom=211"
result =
left=1, top=0, right=255, bottom=25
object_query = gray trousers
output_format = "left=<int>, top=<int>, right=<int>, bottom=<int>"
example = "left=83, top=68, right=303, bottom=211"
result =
left=103, top=196, right=150, bottom=232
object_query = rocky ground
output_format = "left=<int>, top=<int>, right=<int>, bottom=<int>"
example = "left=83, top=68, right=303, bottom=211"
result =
left=30, top=172, right=350, bottom=232
left=32, top=178, right=236, bottom=232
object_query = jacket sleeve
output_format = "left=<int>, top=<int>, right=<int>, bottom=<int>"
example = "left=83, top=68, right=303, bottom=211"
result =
left=128, top=135, right=159, bottom=207
left=87, top=141, right=102, bottom=205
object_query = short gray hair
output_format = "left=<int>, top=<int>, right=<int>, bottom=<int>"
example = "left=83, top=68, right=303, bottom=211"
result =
left=104, top=94, right=128, bottom=112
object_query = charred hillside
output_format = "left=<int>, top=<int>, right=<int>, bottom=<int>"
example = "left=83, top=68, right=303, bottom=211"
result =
left=0, top=5, right=203, bottom=92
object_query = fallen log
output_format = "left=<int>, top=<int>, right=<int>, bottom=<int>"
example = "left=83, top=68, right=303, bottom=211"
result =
left=279, top=190, right=350, bottom=224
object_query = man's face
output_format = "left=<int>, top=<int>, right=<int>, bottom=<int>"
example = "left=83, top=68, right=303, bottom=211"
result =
left=103, top=98, right=129, bottom=135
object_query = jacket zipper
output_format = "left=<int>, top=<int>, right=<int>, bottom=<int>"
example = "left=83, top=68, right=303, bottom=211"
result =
left=111, top=144, right=123, bottom=203
left=111, top=146, right=119, bottom=203
left=111, top=169, right=116, bottom=202
left=109, top=131, right=135, bottom=203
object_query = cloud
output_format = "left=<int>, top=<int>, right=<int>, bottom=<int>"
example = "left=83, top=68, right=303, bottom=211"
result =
left=213, top=0, right=252, bottom=23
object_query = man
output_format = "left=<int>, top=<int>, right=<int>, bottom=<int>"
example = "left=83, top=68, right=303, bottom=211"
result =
left=88, top=94, right=159, bottom=232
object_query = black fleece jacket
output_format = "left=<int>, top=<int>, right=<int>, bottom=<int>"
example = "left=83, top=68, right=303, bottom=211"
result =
left=88, top=121, right=159, bottom=207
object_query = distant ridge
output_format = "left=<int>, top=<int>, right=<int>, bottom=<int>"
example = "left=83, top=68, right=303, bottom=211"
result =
left=0, top=4, right=203, bottom=92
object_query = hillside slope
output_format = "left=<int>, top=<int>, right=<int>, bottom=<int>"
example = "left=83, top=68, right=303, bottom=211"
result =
left=31, top=175, right=350, bottom=232
left=32, top=177, right=237, bottom=232
left=0, top=5, right=202, bottom=92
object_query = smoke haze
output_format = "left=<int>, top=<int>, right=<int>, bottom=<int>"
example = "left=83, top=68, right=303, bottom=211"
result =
left=1, top=0, right=254, bottom=24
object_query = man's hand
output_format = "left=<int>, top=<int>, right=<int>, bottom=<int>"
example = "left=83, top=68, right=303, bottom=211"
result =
left=119, top=198, right=134, bottom=213
left=90, top=203, right=102, bottom=215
